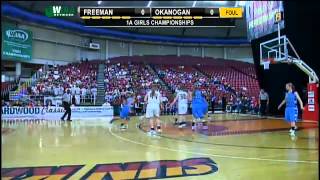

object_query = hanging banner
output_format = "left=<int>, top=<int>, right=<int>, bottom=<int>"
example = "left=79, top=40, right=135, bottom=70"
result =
left=2, top=23, right=33, bottom=61
left=1, top=106, right=114, bottom=119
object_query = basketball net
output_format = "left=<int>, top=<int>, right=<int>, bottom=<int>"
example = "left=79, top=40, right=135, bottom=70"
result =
left=262, top=58, right=275, bottom=70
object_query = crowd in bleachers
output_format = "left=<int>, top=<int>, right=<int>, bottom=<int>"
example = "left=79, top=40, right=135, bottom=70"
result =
left=21, top=61, right=99, bottom=105
left=154, top=64, right=259, bottom=113
left=156, top=65, right=209, bottom=91
left=4, top=56, right=260, bottom=114
left=104, top=62, right=162, bottom=107
left=101, top=58, right=260, bottom=114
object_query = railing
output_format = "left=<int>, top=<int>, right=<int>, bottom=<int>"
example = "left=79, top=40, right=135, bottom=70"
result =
left=8, top=93, right=98, bottom=107
left=10, top=67, right=45, bottom=101
left=1, top=81, right=17, bottom=98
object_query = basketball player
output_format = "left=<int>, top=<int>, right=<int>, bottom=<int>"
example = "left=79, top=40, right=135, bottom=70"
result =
left=119, top=97, right=130, bottom=130
left=144, top=84, right=163, bottom=135
left=169, top=86, right=188, bottom=128
left=277, top=83, right=304, bottom=136
left=189, top=85, right=209, bottom=131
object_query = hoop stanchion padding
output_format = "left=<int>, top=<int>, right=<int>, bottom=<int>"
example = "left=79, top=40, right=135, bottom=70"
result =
left=302, top=83, right=319, bottom=122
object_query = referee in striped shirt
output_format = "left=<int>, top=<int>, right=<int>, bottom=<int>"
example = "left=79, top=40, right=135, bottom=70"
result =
left=259, top=89, right=269, bottom=117
left=61, top=89, right=72, bottom=121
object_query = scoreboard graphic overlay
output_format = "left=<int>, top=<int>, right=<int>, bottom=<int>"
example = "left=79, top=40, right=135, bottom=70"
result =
left=79, top=7, right=243, bottom=27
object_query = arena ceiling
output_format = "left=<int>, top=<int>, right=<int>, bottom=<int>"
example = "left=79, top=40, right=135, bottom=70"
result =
left=7, top=1, right=248, bottom=39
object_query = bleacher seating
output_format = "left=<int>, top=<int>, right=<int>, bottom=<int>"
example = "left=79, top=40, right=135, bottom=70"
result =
left=104, top=62, right=161, bottom=104
left=5, top=56, right=260, bottom=110
left=103, top=56, right=260, bottom=105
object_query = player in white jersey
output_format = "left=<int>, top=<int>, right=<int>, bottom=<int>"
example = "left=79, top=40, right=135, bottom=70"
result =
left=170, top=87, right=188, bottom=128
left=144, top=84, right=163, bottom=135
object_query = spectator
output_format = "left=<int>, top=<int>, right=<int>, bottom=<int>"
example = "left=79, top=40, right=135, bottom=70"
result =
left=2, top=100, right=9, bottom=107
left=211, top=93, right=216, bottom=114
left=53, top=84, right=59, bottom=96
left=102, top=101, right=111, bottom=107
left=75, top=85, right=81, bottom=105
left=71, top=84, right=76, bottom=96
left=81, top=86, right=87, bottom=103
left=87, top=86, right=92, bottom=102
left=105, top=92, right=113, bottom=103
left=23, top=61, right=98, bottom=106
left=222, top=95, right=227, bottom=113
left=59, top=85, right=64, bottom=96
left=91, top=86, right=97, bottom=105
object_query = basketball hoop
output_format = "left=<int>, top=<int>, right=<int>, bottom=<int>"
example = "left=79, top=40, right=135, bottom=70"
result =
left=262, top=58, right=275, bottom=70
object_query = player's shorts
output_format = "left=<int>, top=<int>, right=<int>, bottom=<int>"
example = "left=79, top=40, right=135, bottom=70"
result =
left=120, top=106, right=130, bottom=119
left=192, top=103, right=205, bottom=119
left=202, top=102, right=208, bottom=115
left=178, top=104, right=188, bottom=115
left=285, top=107, right=298, bottom=122
left=146, top=104, right=160, bottom=118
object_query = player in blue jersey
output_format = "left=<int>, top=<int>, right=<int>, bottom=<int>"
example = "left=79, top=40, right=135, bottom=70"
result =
left=120, top=96, right=131, bottom=130
left=188, top=85, right=209, bottom=131
left=278, top=83, right=304, bottom=136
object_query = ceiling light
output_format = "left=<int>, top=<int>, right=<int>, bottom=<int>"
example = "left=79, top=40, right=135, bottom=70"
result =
left=97, top=1, right=102, bottom=5
left=215, top=1, right=227, bottom=4
left=147, top=1, right=152, bottom=7
left=192, top=1, right=197, bottom=7
left=237, top=1, right=246, bottom=6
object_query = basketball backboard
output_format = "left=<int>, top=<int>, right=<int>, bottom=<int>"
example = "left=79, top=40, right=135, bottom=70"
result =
left=260, top=35, right=288, bottom=65
left=259, top=35, right=319, bottom=83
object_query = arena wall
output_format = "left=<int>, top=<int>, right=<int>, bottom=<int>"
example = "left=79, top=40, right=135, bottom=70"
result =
left=132, top=43, right=177, bottom=56
left=4, top=20, right=254, bottom=64
left=108, top=40, right=130, bottom=58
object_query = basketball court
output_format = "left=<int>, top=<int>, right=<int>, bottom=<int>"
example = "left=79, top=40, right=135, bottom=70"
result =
left=1, top=1, right=319, bottom=180
left=2, top=114, right=318, bottom=179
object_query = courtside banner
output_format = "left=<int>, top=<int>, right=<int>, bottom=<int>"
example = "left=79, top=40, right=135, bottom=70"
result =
left=1, top=106, right=113, bottom=119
